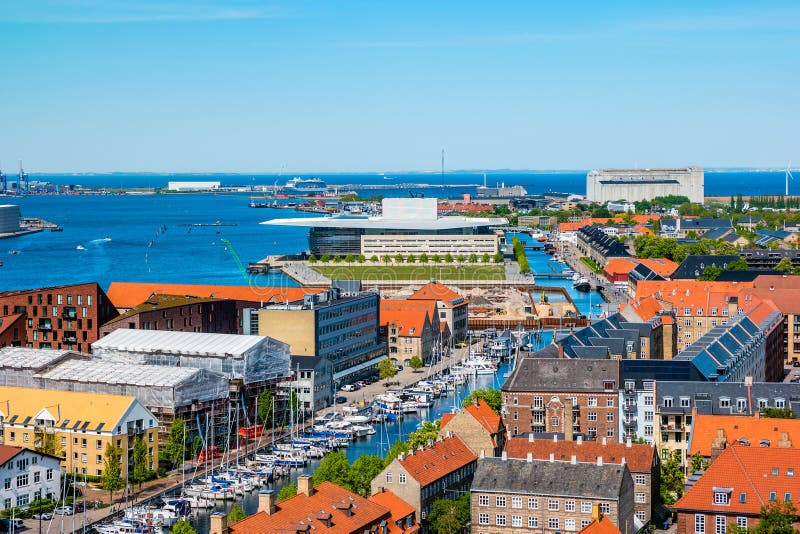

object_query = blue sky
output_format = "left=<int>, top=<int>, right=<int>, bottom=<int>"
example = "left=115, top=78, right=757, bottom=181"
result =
left=0, top=1, right=798, bottom=173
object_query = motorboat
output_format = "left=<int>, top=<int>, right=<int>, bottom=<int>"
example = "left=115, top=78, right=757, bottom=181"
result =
left=76, top=245, right=86, bottom=251
left=573, top=277, right=592, bottom=292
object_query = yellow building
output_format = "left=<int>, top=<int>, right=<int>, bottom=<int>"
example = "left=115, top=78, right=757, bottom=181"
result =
left=0, top=386, right=159, bottom=477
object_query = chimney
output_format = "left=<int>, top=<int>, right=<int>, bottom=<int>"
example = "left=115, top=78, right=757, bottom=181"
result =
left=553, top=434, right=558, bottom=443
left=565, top=399, right=574, bottom=442
left=210, top=513, right=228, bottom=534
left=298, top=474, right=314, bottom=497
left=778, top=432, right=792, bottom=449
left=549, top=453, right=555, bottom=463
left=591, top=503, right=601, bottom=521
left=480, top=449, right=485, bottom=459
left=577, top=435, right=583, bottom=445
left=601, top=437, right=607, bottom=446
left=474, top=396, right=480, bottom=407
left=597, top=456, right=603, bottom=466
left=626, top=438, right=632, bottom=448
left=501, top=451, right=508, bottom=461
left=621, top=457, right=626, bottom=465
left=528, top=434, right=535, bottom=443
left=558, top=342, right=564, bottom=359
left=711, top=429, right=727, bottom=463
left=745, top=375, right=753, bottom=414
left=258, top=490, right=276, bottom=515
left=570, top=455, right=577, bottom=465
left=527, top=452, right=533, bottom=463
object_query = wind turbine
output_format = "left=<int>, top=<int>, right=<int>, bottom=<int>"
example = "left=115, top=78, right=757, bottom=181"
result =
left=786, top=162, right=795, bottom=197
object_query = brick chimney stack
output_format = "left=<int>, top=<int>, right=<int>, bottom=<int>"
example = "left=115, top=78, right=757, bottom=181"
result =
left=298, top=474, right=314, bottom=497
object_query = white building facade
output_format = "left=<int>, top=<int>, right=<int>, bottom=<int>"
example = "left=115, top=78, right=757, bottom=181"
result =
left=0, top=446, right=62, bottom=511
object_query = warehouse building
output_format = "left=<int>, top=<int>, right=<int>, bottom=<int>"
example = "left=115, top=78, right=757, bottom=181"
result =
left=586, top=167, right=704, bottom=204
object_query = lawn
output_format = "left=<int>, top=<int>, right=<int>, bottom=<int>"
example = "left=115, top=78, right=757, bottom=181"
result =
left=311, top=263, right=505, bottom=281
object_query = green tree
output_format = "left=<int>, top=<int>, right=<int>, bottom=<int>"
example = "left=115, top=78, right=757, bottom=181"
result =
left=468, top=253, right=478, bottom=263
left=370, top=254, right=380, bottom=263
left=753, top=500, right=798, bottom=534
left=407, top=254, right=416, bottom=263
left=278, top=482, right=297, bottom=501
left=728, top=257, right=749, bottom=270
left=456, top=254, right=466, bottom=262
left=699, top=266, right=723, bottom=281
left=775, top=256, right=794, bottom=273
left=690, top=451, right=707, bottom=473
left=462, top=388, right=502, bottom=414
left=427, top=493, right=471, bottom=534
left=493, top=252, right=504, bottom=263
left=383, top=255, right=393, bottom=263
left=308, top=254, right=317, bottom=264
left=101, top=443, right=124, bottom=504
left=347, top=454, right=385, bottom=497
left=714, top=241, right=739, bottom=255
left=357, top=254, right=366, bottom=263
left=257, top=390, right=273, bottom=427
left=333, top=255, right=342, bottom=263
left=406, top=420, right=440, bottom=450
left=378, top=358, right=397, bottom=380
left=761, top=407, right=796, bottom=419
left=481, top=253, right=491, bottom=263
left=383, top=440, right=409, bottom=467
left=344, top=254, right=355, bottom=263
left=395, top=253, right=405, bottom=263
left=660, top=450, right=684, bottom=505
left=228, top=502, right=248, bottom=523
left=409, top=355, right=423, bottom=372
left=313, top=450, right=350, bottom=488
left=171, top=519, right=198, bottom=534
left=419, top=253, right=429, bottom=263
left=444, top=253, right=454, bottom=263
left=162, top=419, right=188, bottom=466
left=132, top=436, right=149, bottom=493
left=34, top=427, right=63, bottom=458
left=320, top=253, right=331, bottom=263
left=431, top=254, right=442, bottom=263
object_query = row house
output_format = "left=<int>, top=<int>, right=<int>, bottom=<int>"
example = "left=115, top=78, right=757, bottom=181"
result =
left=408, top=281, right=468, bottom=342
left=0, top=446, right=62, bottom=513
left=688, top=413, right=798, bottom=465
left=380, top=299, right=441, bottom=365
left=439, top=398, right=506, bottom=458
left=471, top=454, right=635, bottom=534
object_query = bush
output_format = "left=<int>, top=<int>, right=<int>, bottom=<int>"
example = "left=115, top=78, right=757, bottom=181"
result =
left=511, top=236, right=530, bottom=273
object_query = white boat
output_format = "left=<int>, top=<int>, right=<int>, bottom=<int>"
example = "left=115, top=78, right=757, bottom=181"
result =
left=76, top=245, right=86, bottom=250
left=284, top=177, right=327, bottom=195
left=343, top=414, right=370, bottom=424
left=123, top=505, right=181, bottom=528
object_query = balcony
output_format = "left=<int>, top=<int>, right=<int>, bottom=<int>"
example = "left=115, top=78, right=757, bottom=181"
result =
left=63, top=332, right=77, bottom=344
left=623, top=403, right=636, bottom=413
left=532, top=405, right=545, bottom=412
left=660, top=424, right=684, bottom=433
left=37, top=322, right=53, bottom=331
left=62, top=308, right=77, bottom=319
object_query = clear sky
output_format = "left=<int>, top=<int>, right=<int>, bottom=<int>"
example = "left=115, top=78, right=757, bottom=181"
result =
left=0, top=1, right=798, bottom=173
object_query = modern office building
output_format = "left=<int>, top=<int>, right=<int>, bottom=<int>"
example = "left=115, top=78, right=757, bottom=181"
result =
left=0, top=205, right=20, bottom=234
left=254, top=286, right=385, bottom=386
left=263, top=197, right=506, bottom=256
left=586, top=167, right=704, bottom=204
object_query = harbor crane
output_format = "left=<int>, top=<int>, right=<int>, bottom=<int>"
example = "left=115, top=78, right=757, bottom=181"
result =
left=18, top=160, right=28, bottom=194
left=220, top=238, right=250, bottom=282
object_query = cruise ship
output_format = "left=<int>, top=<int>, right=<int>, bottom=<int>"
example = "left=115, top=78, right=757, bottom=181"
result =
left=283, top=177, right=327, bottom=195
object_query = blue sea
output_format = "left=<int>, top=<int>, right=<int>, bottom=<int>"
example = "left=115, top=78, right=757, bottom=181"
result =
left=0, top=170, right=789, bottom=292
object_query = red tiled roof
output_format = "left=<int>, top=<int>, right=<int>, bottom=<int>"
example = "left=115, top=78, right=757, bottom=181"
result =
left=106, top=282, right=323, bottom=309
left=368, top=489, right=420, bottom=534
left=408, top=282, right=466, bottom=308
left=380, top=306, right=431, bottom=339
left=440, top=399, right=502, bottom=435
left=673, top=444, right=800, bottom=515
left=504, top=437, right=656, bottom=473
left=604, top=258, right=678, bottom=278
left=622, top=295, right=667, bottom=322
left=580, top=515, right=622, bottom=534
left=0, top=445, right=24, bottom=466
left=399, top=435, right=477, bottom=487
left=229, top=481, right=389, bottom=534
left=0, top=314, right=24, bottom=337
left=689, top=414, right=800, bottom=457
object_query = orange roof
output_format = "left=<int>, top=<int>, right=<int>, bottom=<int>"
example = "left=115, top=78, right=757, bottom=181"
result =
left=106, top=282, right=323, bottom=309
left=673, top=444, right=800, bottom=516
left=368, top=489, right=420, bottom=534
left=408, top=282, right=466, bottom=308
left=229, top=481, right=389, bottom=534
left=622, top=294, right=667, bottom=322
left=380, top=299, right=437, bottom=315
left=398, top=435, right=477, bottom=486
left=604, top=258, right=677, bottom=278
left=558, top=215, right=663, bottom=233
left=504, top=437, right=656, bottom=473
left=0, top=445, right=25, bottom=466
left=440, top=399, right=502, bottom=435
left=580, top=515, right=622, bottom=534
left=380, top=306, right=430, bottom=338
left=635, top=280, right=754, bottom=301
left=688, top=414, right=800, bottom=457
left=0, top=314, right=24, bottom=337
left=633, top=225, right=653, bottom=235
left=744, top=299, right=780, bottom=327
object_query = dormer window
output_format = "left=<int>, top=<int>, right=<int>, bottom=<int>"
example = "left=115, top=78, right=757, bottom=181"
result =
left=663, top=397, right=673, bottom=408
left=713, top=489, right=731, bottom=505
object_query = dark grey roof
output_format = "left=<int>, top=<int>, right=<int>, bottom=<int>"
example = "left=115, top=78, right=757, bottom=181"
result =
left=722, top=232, right=745, bottom=243
left=290, top=355, right=329, bottom=370
left=578, top=226, right=630, bottom=258
left=679, top=218, right=733, bottom=230
left=655, top=381, right=800, bottom=416
left=628, top=263, right=666, bottom=283
left=501, top=358, right=619, bottom=393
left=701, top=227, right=732, bottom=241
left=671, top=255, right=740, bottom=279
left=471, top=457, right=627, bottom=499
left=715, top=270, right=782, bottom=282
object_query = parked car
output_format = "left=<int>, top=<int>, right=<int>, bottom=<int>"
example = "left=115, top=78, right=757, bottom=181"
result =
left=335, top=396, right=347, bottom=404
left=793, top=360, right=800, bottom=367
left=340, top=384, right=357, bottom=392
left=7, top=519, right=25, bottom=530
left=32, top=512, right=53, bottom=520
left=53, top=506, right=73, bottom=515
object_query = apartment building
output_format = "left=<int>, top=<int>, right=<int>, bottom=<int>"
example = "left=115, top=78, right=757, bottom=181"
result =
left=100, top=294, right=239, bottom=336
left=688, top=414, right=798, bottom=465
left=471, top=455, right=635, bottom=534
left=502, top=358, right=621, bottom=441
left=379, top=300, right=439, bottom=364
left=408, top=281, right=469, bottom=342
left=0, top=446, right=62, bottom=513
left=439, top=399, right=506, bottom=457
left=0, top=282, right=118, bottom=352
left=0, top=386, right=158, bottom=477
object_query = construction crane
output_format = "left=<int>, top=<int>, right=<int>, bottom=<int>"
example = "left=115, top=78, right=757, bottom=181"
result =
left=221, top=238, right=250, bottom=281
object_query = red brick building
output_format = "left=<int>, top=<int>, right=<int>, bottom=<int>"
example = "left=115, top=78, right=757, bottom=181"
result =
left=671, top=445, right=800, bottom=534
left=501, top=356, right=621, bottom=441
left=0, top=283, right=117, bottom=352
left=100, top=294, right=239, bottom=337
left=0, top=313, right=25, bottom=348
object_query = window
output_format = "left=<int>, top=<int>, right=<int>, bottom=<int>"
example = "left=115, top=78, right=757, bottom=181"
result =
left=398, top=473, right=406, bottom=484
left=549, top=518, right=559, bottom=530
left=606, top=428, right=615, bottom=437
left=565, top=500, right=575, bottom=512
left=737, top=517, right=747, bottom=529
left=719, top=398, right=731, bottom=409
left=512, top=497, right=522, bottom=509
left=644, top=395, right=653, bottom=405
left=607, top=413, right=614, bottom=422
left=565, top=519, right=576, bottom=531
left=3, top=478, right=10, bottom=490
left=23, top=433, right=29, bottom=443
left=775, top=399, right=786, bottom=409
left=385, top=473, right=393, bottom=483
left=599, top=503, right=611, bottom=515
left=607, top=398, right=614, bottom=407
left=736, top=399, right=747, bottom=412
left=16, top=494, right=29, bottom=507
left=769, top=492, right=776, bottom=501
left=46, top=469, right=53, bottom=481
left=695, top=514, right=705, bottom=534
left=581, top=502, right=592, bottom=513
left=784, top=493, right=792, bottom=502
left=528, top=497, right=539, bottom=510
left=636, top=511, right=647, bottom=522
left=16, top=474, right=29, bottom=487
left=96, top=455, right=102, bottom=464
left=680, top=397, right=690, bottom=408
left=645, top=425, right=653, bottom=437
left=588, top=397, right=598, bottom=407
left=548, top=499, right=559, bottom=511
left=664, top=397, right=673, bottom=407
left=512, top=515, right=523, bottom=527
left=714, top=492, right=729, bottom=505
left=739, top=493, right=747, bottom=503
left=479, top=495, right=489, bottom=506
left=496, top=496, right=506, bottom=508
left=636, top=492, right=647, bottom=503
left=529, top=516, right=539, bottom=528
left=716, top=515, right=726, bottom=534
left=478, top=513, right=489, bottom=525
left=588, top=412, right=597, bottom=422
left=534, top=396, right=543, bottom=407
left=34, top=471, right=40, bottom=484
left=635, top=474, right=646, bottom=485
left=495, top=514, right=506, bottom=527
